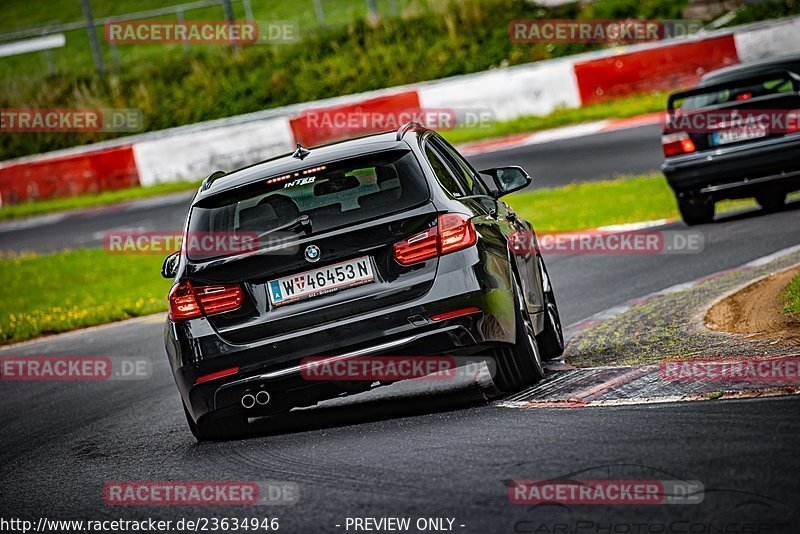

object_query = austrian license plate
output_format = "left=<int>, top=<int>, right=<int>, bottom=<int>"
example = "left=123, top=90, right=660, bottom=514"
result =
left=712, top=127, right=767, bottom=145
left=268, top=256, right=374, bottom=307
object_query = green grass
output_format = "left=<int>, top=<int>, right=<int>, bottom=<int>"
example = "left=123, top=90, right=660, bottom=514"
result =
left=784, top=273, right=800, bottom=316
left=505, top=173, right=768, bottom=233
left=0, top=249, right=170, bottom=345
left=0, top=180, right=200, bottom=220
left=442, top=92, right=668, bottom=145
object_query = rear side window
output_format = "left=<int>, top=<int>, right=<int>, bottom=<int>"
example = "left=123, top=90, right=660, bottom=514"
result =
left=424, top=145, right=466, bottom=198
left=432, top=137, right=490, bottom=197
left=187, top=150, right=429, bottom=259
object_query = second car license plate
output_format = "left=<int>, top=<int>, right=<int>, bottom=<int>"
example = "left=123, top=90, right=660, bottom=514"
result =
left=712, top=127, right=767, bottom=145
left=268, top=256, right=374, bottom=307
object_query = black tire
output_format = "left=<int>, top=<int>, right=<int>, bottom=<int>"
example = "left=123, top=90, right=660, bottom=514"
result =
left=184, top=404, right=248, bottom=442
left=677, top=196, right=715, bottom=226
left=536, top=257, right=564, bottom=360
left=755, top=192, right=786, bottom=212
left=493, top=279, right=544, bottom=393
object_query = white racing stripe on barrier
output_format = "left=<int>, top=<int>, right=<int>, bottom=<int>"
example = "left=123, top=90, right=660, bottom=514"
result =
left=133, top=116, right=294, bottom=186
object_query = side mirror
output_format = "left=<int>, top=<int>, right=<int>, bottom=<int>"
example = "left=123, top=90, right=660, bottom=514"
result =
left=161, top=251, right=180, bottom=279
left=479, top=166, right=532, bottom=198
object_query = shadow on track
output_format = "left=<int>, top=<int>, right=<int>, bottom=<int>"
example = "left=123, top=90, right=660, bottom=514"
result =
left=229, top=381, right=489, bottom=441
left=712, top=198, right=800, bottom=225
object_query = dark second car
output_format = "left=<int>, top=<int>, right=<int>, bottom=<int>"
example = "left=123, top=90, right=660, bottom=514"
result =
left=162, top=124, right=563, bottom=441
left=662, top=55, right=800, bottom=225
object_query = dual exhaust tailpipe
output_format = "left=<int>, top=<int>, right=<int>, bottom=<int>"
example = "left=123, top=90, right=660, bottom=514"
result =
left=241, top=390, right=270, bottom=409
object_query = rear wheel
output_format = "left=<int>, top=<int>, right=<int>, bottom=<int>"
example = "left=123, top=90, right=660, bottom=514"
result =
left=755, top=192, right=786, bottom=212
left=678, top=195, right=715, bottom=226
left=536, top=257, right=564, bottom=360
left=493, top=279, right=544, bottom=393
left=183, top=404, right=249, bottom=442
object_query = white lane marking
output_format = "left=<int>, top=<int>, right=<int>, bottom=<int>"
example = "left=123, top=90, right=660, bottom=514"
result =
left=0, top=190, right=193, bottom=234
left=457, top=121, right=609, bottom=156
left=745, top=244, right=800, bottom=268
left=596, top=219, right=674, bottom=232
left=0, top=213, right=69, bottom=233
left=520, top=121, right=610, bottom=146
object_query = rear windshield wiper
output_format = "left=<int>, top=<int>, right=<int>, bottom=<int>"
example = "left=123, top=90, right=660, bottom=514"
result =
left=249, top=214, right=312, bottom=243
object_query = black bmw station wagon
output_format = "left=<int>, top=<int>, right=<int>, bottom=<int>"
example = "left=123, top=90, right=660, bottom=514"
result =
left=162, top=123, right=563, bottom=440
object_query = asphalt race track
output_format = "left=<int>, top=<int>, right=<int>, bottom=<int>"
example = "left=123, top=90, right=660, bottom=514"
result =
left=468, top=123, right=664, bottom=188
left=2, top=180, right=800, bottom=531
left=2, top=116, right=799, bottom=531
left=0, top=124, right=663, bottom=254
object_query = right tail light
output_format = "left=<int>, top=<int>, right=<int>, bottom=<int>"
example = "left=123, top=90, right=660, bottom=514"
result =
left=394, top=213, right=478, bottom=265
left=393, top=213, right=477, bottom=266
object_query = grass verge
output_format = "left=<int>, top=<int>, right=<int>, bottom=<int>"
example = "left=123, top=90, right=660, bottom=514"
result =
left=505, top=173, right=764, bottom=233
left=784, top=273, right=800, bottom=316
left=0, top=181, right=200, bottom=221
left=0, top=249, right=170, bottom=345
left=442, top=92, right=668, bottom=145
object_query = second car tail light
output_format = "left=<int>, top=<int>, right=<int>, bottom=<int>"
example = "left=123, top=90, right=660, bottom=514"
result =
left=393, top=213, right=477, bottom=266
left=168, top=280, right=243, bottom=321
left=786, top=110, right=800, bottom=134
left=662, top=132, right=696, bottom=157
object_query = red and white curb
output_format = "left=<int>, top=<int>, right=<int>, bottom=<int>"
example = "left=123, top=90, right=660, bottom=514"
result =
left=497, top=244, right=800, bottom=409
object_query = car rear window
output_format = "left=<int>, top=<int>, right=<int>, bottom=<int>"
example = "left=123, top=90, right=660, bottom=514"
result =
left=676, top=75, right=795, bottom=110
left=187, top=149, right=429, bottom=260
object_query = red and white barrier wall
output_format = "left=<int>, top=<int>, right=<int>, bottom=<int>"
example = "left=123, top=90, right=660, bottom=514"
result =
left=2, top=17, right=799, bottom=204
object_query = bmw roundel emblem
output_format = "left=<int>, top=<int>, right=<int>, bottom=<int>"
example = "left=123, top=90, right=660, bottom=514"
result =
left=304, top=245, right=321, bottom=263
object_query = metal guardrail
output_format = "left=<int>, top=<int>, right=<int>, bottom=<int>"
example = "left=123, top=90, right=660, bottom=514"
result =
left=0, top=0, right=229, bottom=42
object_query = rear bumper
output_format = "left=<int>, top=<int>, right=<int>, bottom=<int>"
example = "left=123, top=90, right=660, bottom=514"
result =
left=662, top=135, right=800, bottom=200
left=166, top=250, right=517, bottom=423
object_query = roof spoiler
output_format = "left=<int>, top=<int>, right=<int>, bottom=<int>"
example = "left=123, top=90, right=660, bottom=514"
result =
left=200, top=170, right=227, bottom=191
left=668, top=70, right=800, bottom=110
left=396, top=121, right=428, bottom=141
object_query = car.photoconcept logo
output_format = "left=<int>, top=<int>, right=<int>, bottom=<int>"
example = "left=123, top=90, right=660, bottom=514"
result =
left=304, top=244, right=321, bottom=263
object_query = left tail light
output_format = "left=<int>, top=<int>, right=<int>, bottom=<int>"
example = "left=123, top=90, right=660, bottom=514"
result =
left=662, top=132, right=696, bottom=157
left=393, top=213, right=477, bottom=266
left=169, top=280, right=243, bottom=321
